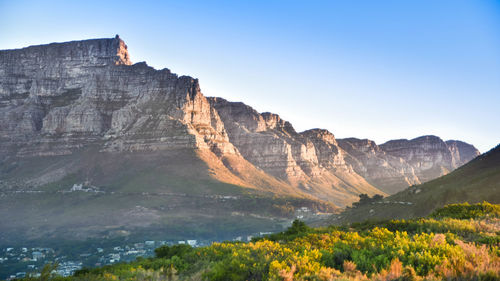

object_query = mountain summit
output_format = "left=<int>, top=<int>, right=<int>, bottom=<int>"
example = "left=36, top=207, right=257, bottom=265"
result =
left=0, top=37, right=479, bottom=243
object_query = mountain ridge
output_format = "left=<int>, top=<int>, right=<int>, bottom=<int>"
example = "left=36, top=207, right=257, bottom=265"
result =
left=0, top=36, right=481, bottom=244
left=0, top=35, right=480, bottom=203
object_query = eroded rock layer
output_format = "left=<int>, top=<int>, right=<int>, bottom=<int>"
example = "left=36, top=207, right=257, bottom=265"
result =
left=338, top=136, right=480, bottom=194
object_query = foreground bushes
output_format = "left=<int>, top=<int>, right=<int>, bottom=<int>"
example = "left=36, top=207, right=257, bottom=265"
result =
left=22, top=203, right=500, bottom=281
left=430, top=202, right=500, bottom=219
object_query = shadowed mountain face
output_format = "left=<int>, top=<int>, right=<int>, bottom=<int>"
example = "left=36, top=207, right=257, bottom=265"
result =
left=0, top=36, right=479, bottom=243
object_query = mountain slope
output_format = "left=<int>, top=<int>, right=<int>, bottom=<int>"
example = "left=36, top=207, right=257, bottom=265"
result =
left=336, top=144, right=500, bottom=223
left=0, top=36, right=480, bottom=245
left=0, top=36, right=380, bottom=207
left=0, top=148, right=338, bottom=244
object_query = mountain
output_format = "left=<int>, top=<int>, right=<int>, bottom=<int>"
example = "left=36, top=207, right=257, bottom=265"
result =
left=335, top=144, right=500, bottom=223
left=0, top=36, right=380, bottom=203
left=0, top=36, right=330, bottom=245
left=338, top=136, right=480, bottom=194
left=209, top=97, right=381, bottom=205
left=0, top=36, right=479, bottom=245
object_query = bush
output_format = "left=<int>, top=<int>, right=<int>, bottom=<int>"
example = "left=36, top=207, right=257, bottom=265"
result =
left=20, top=203, right=500, bottom=281
left=430, top=202, right=500, bottom=219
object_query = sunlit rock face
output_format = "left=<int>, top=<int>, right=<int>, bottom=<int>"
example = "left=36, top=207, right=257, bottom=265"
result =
left=0, top=36, right=371, bottom=206
left=338, top=136, right=480, bottom=194
left=208, top=97, right=382, bottom=205
left=337, top=138, right=421, bottom=194
left=209, top=97, right=308, bottom=183
left=0, top=36, right=480, bottom=206
left=209, top=98, right=353, bottom=182
left=0, top=36, right=236, bottom=158
left=380, top=136, right=479, bottom=183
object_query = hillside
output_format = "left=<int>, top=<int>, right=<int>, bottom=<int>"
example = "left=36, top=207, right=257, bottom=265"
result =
left=0, top=148, right=331, bottom=239
left=336, top=144, right=500, bottom=223
left=15, top=203, right=500, bottom=281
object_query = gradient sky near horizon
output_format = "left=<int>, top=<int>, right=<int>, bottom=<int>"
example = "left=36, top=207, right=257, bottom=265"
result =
left=1, top=0, right=499, bottom=152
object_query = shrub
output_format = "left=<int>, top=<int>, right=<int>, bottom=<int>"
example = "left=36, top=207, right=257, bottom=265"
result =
left=20, top=203, right=500, bottom=281
left=154, top=244, right=193, bottom=259
left=430, top=202, right=500, bottom=219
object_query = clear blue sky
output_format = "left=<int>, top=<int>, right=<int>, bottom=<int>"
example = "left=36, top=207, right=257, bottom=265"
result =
left=1, top=0, right=499, bottom=152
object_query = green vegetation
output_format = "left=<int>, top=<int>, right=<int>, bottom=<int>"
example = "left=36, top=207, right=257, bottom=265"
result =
left=429, top=202, right=500, bottom=219
left=351, top=194, right=384, bottom=208
left=154, top=245, right=194, bottom=260
left=17, top=203, right=500, bottom=281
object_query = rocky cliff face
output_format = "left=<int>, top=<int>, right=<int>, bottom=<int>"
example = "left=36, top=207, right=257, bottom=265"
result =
left=0, top=36, right=480, bottom=207
left=338, top=136, right=480, bottom=194
left=380, top=136, right=480, bottom=183
left=209, top=97, right=381, bottom=205
left=337, top=138, right=420, bottom=194
left=446, top=140, right=481, bottom=168
left=0, top=36, right=238, bottom=159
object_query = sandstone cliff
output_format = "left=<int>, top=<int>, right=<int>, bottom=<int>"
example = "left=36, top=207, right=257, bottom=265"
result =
left=0, top=36, right=369, bottom=207
left=0, top=36, right=479, bottom=206
left=209, top=97, right=382, bottom=206
left=337, top=138, right=420, bottom=194
left=338, top=136, right=480, bottom=194
left=446, top=140, right=482, bottom=168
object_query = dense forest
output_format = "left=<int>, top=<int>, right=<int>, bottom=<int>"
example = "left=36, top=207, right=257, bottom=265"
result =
left=18, top=202, right=500, bottom=281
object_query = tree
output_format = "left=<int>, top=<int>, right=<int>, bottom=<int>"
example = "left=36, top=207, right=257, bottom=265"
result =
left=285, top=220, right=310, bottom=235
left=154, top=244, right=193, bottom=259
left=39, top=263, right=58, bottom=281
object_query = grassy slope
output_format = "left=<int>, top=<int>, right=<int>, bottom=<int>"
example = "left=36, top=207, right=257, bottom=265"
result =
left=198, top=147, right=384, bottom=208
left=0, top=147, right=336, bottom=247
left=18, top=203, right=499, bottom=281
left=336, top=144, right=500, bottom=223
